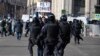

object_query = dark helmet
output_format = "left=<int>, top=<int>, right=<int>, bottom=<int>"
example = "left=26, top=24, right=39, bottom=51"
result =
left=73, top=19, right=79, bottom=23
left=32, top=17, right=40, bottom=24
left=48, top=14, right=55, bottom=22
left=60, top=15, right=67, bottom=22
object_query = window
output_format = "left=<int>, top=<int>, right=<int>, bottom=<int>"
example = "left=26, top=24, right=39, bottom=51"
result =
left=95, top=6, right=100, bottom=13
left=72, top=0, right=85, bottom=16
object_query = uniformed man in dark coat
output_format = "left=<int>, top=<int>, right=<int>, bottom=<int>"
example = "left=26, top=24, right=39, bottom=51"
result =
left=28, top=17, right=42, bottom=56
left=37, top=17, right=45, bottom=56
left=55, top=15, right=71, bottom=56
left=72, top=19, right=83, bottom=44
left=37, top=14, right=59, bottom=56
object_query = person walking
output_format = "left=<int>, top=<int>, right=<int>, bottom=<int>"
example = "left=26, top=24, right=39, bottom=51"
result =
left=37, top=14, right=59, bottom=56
left=1, top=19, right=7, bottom=37
left=28, top=17, right=42, bottom=56
left=55, top=15, right=71, bottom=56
left=25, top=20, right=30, bottom=37
left=72, top=19, right=83, bottom=44
left=15, top=19, right=23, bottom=40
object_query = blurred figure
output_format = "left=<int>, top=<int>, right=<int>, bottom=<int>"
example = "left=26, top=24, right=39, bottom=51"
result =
left=11, top=18, right=16, bottom=36
left=15, top=19, right=23, bottom=40
left=68, top=21, right=73, bottom=38
left=37, top=14, right=59, bottom=56
left=28, top=17, right=42, bottom=56
left=25, top=20, right=30, bottom=37
left=72, top=19, right=83, bottom=44
left=55, top=15, right=71, bottom=56
left=79, top=20, right=84, bottom=35
left=1, top=19, right=7, bottom=37
left=6, top=19, right=12, bottom=36
left=39, top=17, right=44, bottom=26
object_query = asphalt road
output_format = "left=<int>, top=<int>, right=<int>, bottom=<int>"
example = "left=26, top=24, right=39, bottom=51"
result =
left=0, top=35, right=100, bottom=56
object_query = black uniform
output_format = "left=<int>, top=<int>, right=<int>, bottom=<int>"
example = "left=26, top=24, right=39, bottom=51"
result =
left=1, top=19, right=7, bottom=37
left=37, top=17, right=44, bottom=56
left=72, top=19, right=83, bottom=44
left=28, top=17, right=42, bottom=56
left=25, top=20, right=30, bottom=37
left=55, top=15, right=71, bottom=56
left=37, top=14, right=59, bottom=56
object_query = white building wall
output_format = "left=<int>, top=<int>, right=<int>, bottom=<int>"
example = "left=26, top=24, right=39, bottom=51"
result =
left=85, top=0, right=97, bottom=19
left=29, top=0, right=98, bottom=19
left=27, top=0, right=34, bottom=14
left=64, top=0, right=73, bottom=15
left=52, top=0, right=73, bottom=20
left=52, top=0, right=64, bottom=20
left=90, top=0, right=97, bottom=18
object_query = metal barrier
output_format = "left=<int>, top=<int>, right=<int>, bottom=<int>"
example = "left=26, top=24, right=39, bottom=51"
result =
left=84, top=24, right=100, bottom=37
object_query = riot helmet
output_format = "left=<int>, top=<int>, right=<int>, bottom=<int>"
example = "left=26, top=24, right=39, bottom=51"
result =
left=60, top=15, right=67, bottom=22
left=48, top=14, right=55, bottom=22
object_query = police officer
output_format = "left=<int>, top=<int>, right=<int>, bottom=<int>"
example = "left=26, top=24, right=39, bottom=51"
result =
left=37, top=17, right=45, bottom=56
left=28, top=17, right=42, bottom=56
left=72, top=19, right=83, bottom=44
left=37, top=14, right=59, bottom=56
left=55, top=15, right=71, bottom=56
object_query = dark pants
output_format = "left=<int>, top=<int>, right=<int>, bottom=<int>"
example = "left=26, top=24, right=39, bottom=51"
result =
left=74, top=34, right=83, bottom=44
left=55, top=36, right=70, bottom=56
left=16, top=32, right=22, bottom=40
left=28, top=44, right=44, bottom=56
left=44, top=41, right=57, bottom=56
left=55, top=42, right=68, bottom=56
left=8, top=28, right=12, bottom=35
left=28, top=38, right=44, bottom=56
left=28, top=38, right=34, bottom=56
left=1, top=27, right=7, bottom=37
left=25, top=29, right=29, bottom=37
left=38, top=45, right=43, bottom=56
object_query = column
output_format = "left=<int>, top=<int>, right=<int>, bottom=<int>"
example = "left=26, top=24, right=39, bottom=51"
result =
left=69, top=0, right=73, bottom=15
left=27, top=0, right=30, bottom=14
left=52, top=0, right=64, bottom=20
left=85, top=0, right=91, bottom=18
left=64, top=0, right=73, bottom=15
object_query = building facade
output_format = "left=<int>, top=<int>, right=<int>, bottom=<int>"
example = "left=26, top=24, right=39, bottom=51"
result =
left=0, top=0, right=27, bottom=19
left=52, top=0, right=99, bottom=20
left=27, top=0, right=100, bottom=20
left=27, top=0, right=51, bottom=15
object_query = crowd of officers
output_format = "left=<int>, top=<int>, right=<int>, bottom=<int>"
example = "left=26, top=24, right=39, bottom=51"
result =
left=27, top=14, right=83, bottom=56
left=0, top=14, right=83, bottom=56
